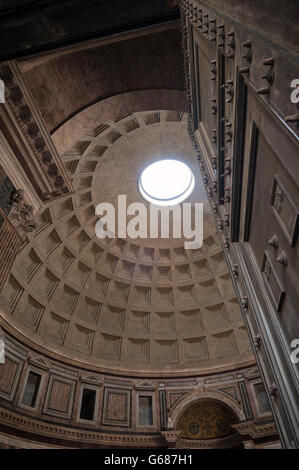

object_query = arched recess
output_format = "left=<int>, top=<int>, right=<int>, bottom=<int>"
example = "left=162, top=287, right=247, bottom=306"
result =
left=176, top=400, right=238, bottom=440
left=168, top=391, right=245, bottom=448
left=52, top=89, right=186, bottom=155
left=169, top=389, right=245, bottom=430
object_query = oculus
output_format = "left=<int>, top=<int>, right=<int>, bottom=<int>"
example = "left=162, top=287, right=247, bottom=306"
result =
left=138, top=159, right=195, bottom=206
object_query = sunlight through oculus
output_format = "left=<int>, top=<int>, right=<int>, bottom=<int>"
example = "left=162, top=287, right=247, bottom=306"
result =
left=139, top=159, right=195, bottom=206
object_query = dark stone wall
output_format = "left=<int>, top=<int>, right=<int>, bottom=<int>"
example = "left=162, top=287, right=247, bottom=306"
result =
left=23, top=29, right=185, bottom=132
left=0, top=0, right=179, bottom=60
left=201, top=0, right=299, bottom=53
left=0, top=166, right=15, bottom=227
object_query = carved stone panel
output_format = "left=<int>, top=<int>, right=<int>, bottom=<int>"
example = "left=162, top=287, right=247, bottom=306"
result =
left=261, top=251, right=285, bottom=312
left=271, top=176, right=299, bottom=247
left=43, top=374, right=75, bottom=419
left=102, top=387, right=131, bottom=427
left=0, top=354, right=22, bottom=402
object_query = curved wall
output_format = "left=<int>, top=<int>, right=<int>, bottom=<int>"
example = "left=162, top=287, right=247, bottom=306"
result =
left=0, top=326, right=268, bottom=449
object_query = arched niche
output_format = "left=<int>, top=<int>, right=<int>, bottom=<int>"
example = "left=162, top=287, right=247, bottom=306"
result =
left=168, top=389, right=245, bottom=443
left=175, top=399, right=238, bottom=440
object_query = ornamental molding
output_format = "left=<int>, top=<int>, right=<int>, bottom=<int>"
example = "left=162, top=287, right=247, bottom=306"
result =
left=134, top=381, right=156, bottom=390
left=7, top=189, right=40, bottom=241
left=160, top=430, right=182, bottom=446
left=0, top=61, right=73, bottom=201
left=232, top=420, right=278, bottom=439
left=168, top=387, right=246, bottom=426
left=178, top=432, right=242, bottom=449
left=0, top=406, right=163, bottom=446
left=79, top=373, right=103, bottom=386
left=27, top=352, right=51, bottom=371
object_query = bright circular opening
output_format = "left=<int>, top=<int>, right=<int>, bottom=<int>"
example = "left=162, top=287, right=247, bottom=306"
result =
left=139, top=159, right=195, bottom=206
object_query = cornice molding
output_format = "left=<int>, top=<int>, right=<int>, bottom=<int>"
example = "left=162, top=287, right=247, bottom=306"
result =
left=7, top=189, right=40, bottom=241
left=178, top=431, right=242, bottom=448
left=0, top=61, right=74, bottom=202
left=0, top=406, right=163, bottom=447
left=232, top=420, right=279, bottom=439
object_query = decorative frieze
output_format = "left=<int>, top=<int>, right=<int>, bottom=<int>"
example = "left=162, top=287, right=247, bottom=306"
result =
left=261, top=251, right=286, bottom=312
left=160, top=430, right=182, bottom=448
left=232, top=419, right=278, bottom=440
left=271, top=175, right=299, bottom=246
left=7, top=190, right=40, bottom=241
left=0, top=61, right=73, bottom=201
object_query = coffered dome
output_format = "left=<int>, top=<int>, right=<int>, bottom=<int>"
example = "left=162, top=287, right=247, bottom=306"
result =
left=0, top=111, right=253, bottom=374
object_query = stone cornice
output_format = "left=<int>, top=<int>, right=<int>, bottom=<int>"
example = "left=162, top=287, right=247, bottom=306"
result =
left=178, top=432, right=242, bottom=448
left=232, top=420, right=279, bottom=439
left=0, top=405, right=274, bottom=448
left=0, top=406, right=163, bottom=447
left=7, top=189, right=40, bottom=241
left=161, top=429, right=182, bottom=446
left=0, top=60, right=74, bottom=201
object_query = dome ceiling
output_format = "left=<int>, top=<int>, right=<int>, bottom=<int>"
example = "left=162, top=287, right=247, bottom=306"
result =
left=0, top=111, right=253, bottom=374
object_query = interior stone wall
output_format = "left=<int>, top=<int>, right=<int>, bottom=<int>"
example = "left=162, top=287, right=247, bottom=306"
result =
left=0, top=327, right=274, bottom=448
left=179, top=0, right=299, bottom=448
left=0, top=164, right=15, bottom=223
left=22, top=29, right=185, bottom=133
left=0, top=166, right=23, bottom=290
